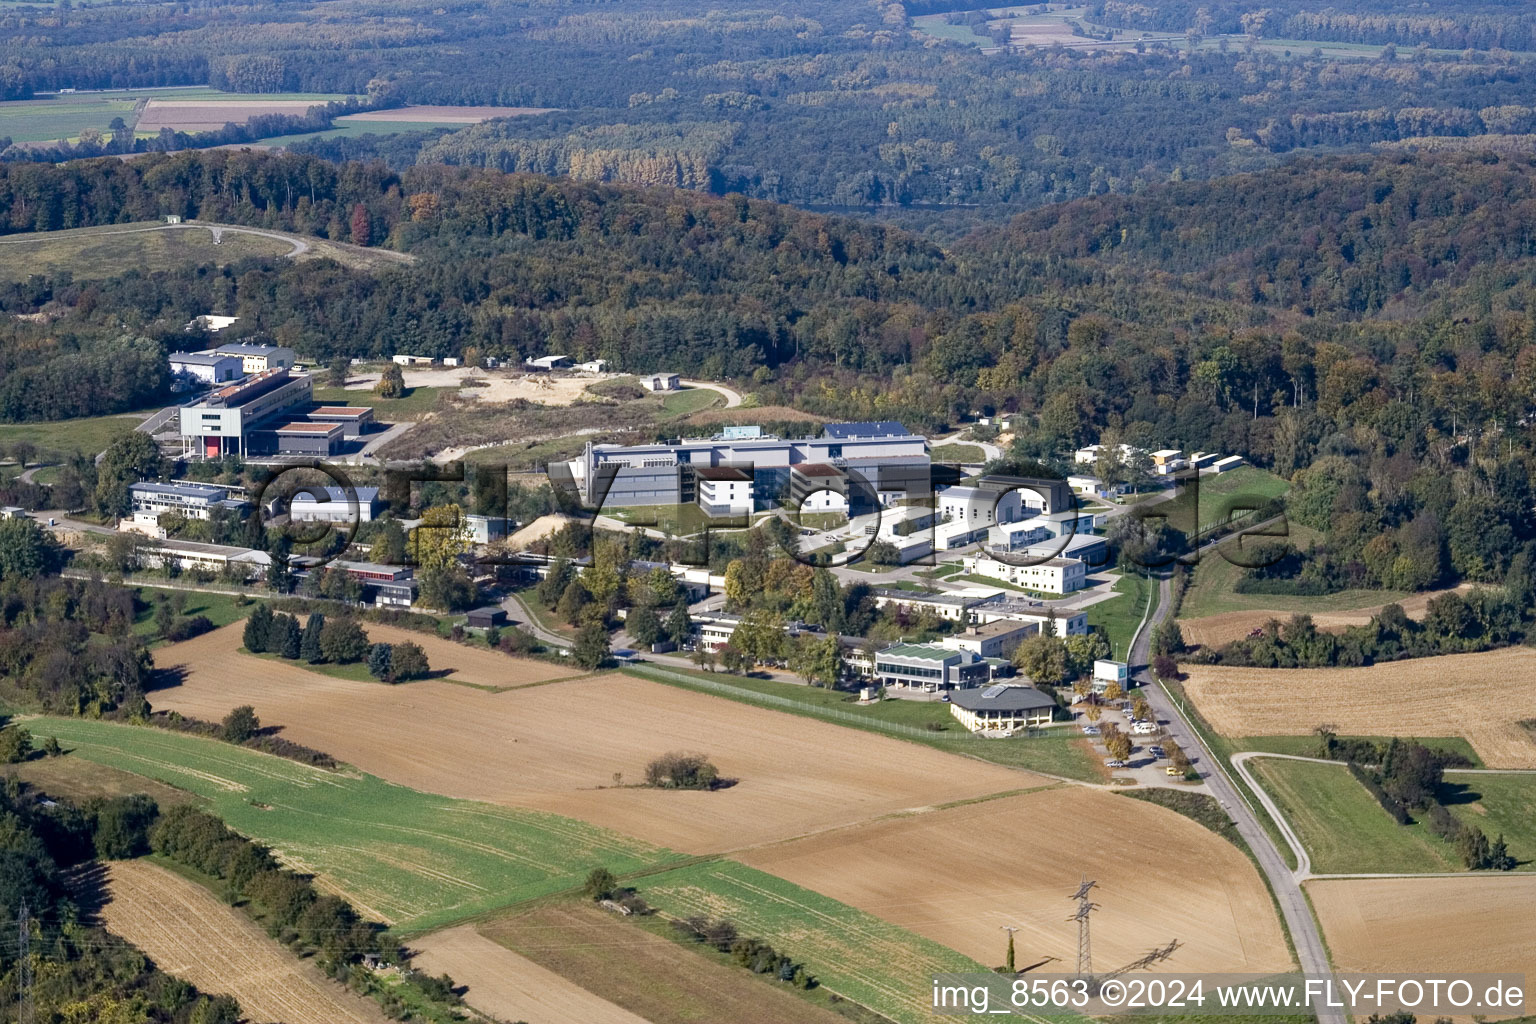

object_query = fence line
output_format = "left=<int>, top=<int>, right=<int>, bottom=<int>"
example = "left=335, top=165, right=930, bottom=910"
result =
left=628, top=665, right=1056, bottom=742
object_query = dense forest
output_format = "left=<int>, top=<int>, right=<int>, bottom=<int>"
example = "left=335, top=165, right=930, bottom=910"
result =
left=8, top=0, right=1536, bottom=213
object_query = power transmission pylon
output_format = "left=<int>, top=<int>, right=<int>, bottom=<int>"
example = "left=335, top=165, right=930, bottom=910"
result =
left=1067, top=878, right=1098, bottom=981
left=17, top=899, right=32, bottom=1024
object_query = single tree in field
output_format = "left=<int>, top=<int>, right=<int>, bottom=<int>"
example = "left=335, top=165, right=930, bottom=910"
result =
left=9, top=440, right=35, bottom=469
left=584, top=867, right=617, bottom=900
left=0, top=726, right=32, bottom=764
left=222, top=705, right=259, bottom=743
left=325, top=360, right=349, bottom=388
left=375, top=363, right=405, bottom=399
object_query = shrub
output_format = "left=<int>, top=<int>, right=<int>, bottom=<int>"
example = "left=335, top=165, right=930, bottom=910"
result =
left=644, top=751, right=721, bottom=790
left=221, top=705, right=259, bottom=743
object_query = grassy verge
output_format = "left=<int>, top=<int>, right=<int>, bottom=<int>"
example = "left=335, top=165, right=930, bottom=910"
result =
left=661, top=387, right=724, bottom=416
left=1160, top=677, right=1298, bottom=871
left=312, top=384, right=448, bottom=419
left=1086, top=570, right=1151, bottom=661
left=930, top=443, right=985, bottom=462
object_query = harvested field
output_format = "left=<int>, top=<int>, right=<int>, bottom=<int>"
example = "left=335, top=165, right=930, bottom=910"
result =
left=137, top=98, right=325, bottom=132
left=1181, top=647, right=1536, bottom=768
left=412, top=924, right=649, bottom=1024
left=1308, top=876, right=1536, bottom=974
left=358, top=622, right=581, bottom=687
left=93, top=860, right=391, bottom=1024
left=737, top=787, right=1291, bottom=975
left=159, top=621, right=576, bottom=689
left=343, top=104, right=556, bottom=122
left=145, top=663, right=1038, bottom=852
left=481, top=902, right=850, bottom=1024
left=343, top=365, right=604, bottom=405
left=1179, top=585, right=1474, bottom=649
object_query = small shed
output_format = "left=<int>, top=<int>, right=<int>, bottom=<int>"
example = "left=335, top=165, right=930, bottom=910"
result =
left=464, top=606, right=508, bottom=630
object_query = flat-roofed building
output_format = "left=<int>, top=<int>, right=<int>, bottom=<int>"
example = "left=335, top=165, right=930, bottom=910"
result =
left=307, top=406, right=375, bottom=437
left=1150, top=449, right=1186, bottom=475
left=870, top=588, right=988, bottom=622
left=961, top=552, right=1088, bottom=594
left=941, top=619, right=1038, bottom=660
left=970, top=597, right=1089, bottom=637
left=214, top=343, right=295, bottom=374
left=949, top=683, right=1055, bottom=735
left=263, top=421, right=344, bottom=456
left=566, top=423, right=929, bottom=514
left=872, top=642, right=990, bottom=691
left=1212, top=455, right=1245, bottom=473
left=141, top=540, right=271, bottom=579
left=695, top=466, right=753, bottom=517
left=130, top=481, right=247, bottom=520
left=178, top=368, right=314, bottom=459
left=787, top=463, right=847, bottom=512
left=169, top=351, right=243, bottom=384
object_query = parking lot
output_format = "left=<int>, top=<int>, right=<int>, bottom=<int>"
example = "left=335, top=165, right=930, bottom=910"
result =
left=1073, top=692, right=1197, bottom=788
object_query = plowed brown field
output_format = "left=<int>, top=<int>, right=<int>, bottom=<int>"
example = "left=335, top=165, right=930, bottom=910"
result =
left=96, top=860, right=391, bottom=1024
left=137, top=99, right=325, bottom=132
left=1181, top=648, right=1536, bottom=768
left=148, top=634, right=1038, bottom=851
left=1308, top=876, right=1536, bottom=974
left=737, top=788, right=1292, bottom=975
left=1178, top=585, right=1473, bottom=649
left=412, top=924, right=650, bottom=1024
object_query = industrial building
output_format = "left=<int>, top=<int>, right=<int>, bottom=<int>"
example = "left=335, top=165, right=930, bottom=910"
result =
left=140, top=540, right=271, bottom=579
left=641, top=372, right=681, bottom=391
left=214, top=343, right=295, bottom=374
left=565, top=422, right=929, bottom=514
left=169, top=352, right=244, bottom=384
left=177, top=369, right=314, bottom=458
left=285, top=486, right=381, bottom=523
left=307, top=406, right=375, bottom=437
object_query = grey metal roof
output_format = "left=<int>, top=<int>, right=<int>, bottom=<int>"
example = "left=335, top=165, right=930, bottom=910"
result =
left=170, top=352, right=240, bottom=366
left=823, top=421, right=913, bottom=440
left=948, top=685, right=1055, bottom=712
left=289, top=487, right=380, bottom=504
left=131, top=481, right=227, bottom=500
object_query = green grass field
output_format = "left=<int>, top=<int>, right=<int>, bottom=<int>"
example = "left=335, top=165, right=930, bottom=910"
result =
left=130, top=587, right=251, bottom=644
left=311, top=384, right=447, bottom=419
left=1144, top=465, right=1289, bottom=538
left=637, top=859, right=1004, bottom=1024
left=0, top=410, right=158, bottom=460
left=0, top=223, right=293, bottom=284
left=1086, top=570, right=1153, bottom=661
left=1444, top=772, right=1536, bottom=869
left=252, top=121, right=454, bottom=146
left=31, top=717, right=674, bottom=933
left=0, top=89, right=350, bottom=144
left=1249, top=757, right=1460, bottom=874
left=629, top=665, right=1103, bottom=781
left=661, top=387, right=724, bottom=417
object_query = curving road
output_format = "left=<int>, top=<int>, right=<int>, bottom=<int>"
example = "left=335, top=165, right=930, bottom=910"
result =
left=679, top=380, right=743, bottom=408
left=1130, top=569, right=1344, bottom=1024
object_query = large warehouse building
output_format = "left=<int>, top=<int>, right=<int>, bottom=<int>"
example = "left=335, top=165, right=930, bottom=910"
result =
left=562, top=422, right=931, bottom=513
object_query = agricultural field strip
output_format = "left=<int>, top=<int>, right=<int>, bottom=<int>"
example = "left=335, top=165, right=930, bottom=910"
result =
left=34, top=717, right=673, bottom=932
left=96, top=860, right=392, bottom=1024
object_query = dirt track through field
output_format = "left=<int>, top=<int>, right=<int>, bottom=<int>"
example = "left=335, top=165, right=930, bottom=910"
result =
left=1179, top=585, right=1473, bottom=649
left=738, top=788, right=1292, bottom=975
left=149, top=632, right=1039, bottom=851
left=1308, top=876, right=1536, bottom=974
left=1181, top=647, right=1536, bottom=768
left=94, top=860, right=391, bottom=1024
left=413, top=924, right=650, bottom=1024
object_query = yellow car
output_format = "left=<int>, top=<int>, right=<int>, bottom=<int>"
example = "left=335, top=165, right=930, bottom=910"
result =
left=1165, top=765, right=1183, bottom=776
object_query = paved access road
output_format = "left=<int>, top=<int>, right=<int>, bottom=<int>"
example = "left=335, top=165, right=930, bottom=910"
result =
left=1129, top=569, right=1344, bottom=1024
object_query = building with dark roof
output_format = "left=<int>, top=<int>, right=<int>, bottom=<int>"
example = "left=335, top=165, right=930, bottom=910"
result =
left=823, top=421, right=913, bottom=440
left=949, top=683, right=1056, bottom=734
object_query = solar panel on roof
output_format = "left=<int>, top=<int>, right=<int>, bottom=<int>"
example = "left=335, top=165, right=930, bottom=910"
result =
left=982, top=683, right=1007, bottom=699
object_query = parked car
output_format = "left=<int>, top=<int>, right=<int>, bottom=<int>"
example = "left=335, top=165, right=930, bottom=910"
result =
left=1081, top=726, right=1100, bottom=735
left=1104, top=759, right=1127, bottom=768
left=1132, top=722, right=1157, bottom=735
left=1165, top=765, right=1184, bottom=776
left=1149, top=746, right=1165, bottom=759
